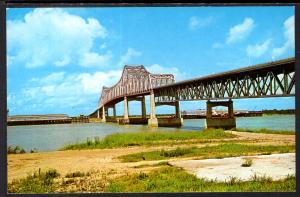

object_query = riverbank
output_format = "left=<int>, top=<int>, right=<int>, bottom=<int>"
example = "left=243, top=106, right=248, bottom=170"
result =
left=8, top=129, right=295, bottom=193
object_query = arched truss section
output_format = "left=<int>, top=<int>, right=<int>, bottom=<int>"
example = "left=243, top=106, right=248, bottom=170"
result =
left=98, top=65, right=175, bottom=107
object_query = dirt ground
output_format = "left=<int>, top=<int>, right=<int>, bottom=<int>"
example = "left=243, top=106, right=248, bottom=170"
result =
left=7, top=131, right=295, bottom=183
left=170, top=153, right=295, bottom=182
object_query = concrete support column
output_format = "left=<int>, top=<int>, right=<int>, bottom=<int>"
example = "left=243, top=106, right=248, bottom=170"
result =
left=141, top=96, right=146, bottom=118
left=150, top=91, right=156, bottom=119
left=148, top=90, right=158, bottom=127
left=102, top=106, right=106, bottom=122
left=113, top=105, right=116, bottom=118
left=175, top=101, right=181, bottom=118
left=228, top=100, right=234, bottom=118
left=97, top=109, right=100, bottom=119
left=124, top=96, right=129, bottom=119
left=206, top=101, right=212, bottom=118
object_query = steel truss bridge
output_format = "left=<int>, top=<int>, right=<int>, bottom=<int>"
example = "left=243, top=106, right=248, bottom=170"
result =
left=154, top=57, right=295, bottom=103
left=90, top=57, right=295, bottom=126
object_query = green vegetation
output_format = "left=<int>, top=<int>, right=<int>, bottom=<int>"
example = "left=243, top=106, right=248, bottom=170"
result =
left=8, top=169, right=60, bottom=193
left=61, top=129, right=234, bottom=150
left=106, top=166, right=296, bottom=192
left=132, top=161, right=170, bottom=169
left=7, top=145, right=26, bottom=154
left=262, top=109, right=295, bottom=115
left=65, top=171, right=87, bottom=178
left=118, top=143, right=295, bottom=162
left=7, top=145, right=38, bottom=154
left=236, top=128, right=295, bottom=135
left=241, top=158, right=253, bottom=167
left=9, top=166, right=295, bottom=193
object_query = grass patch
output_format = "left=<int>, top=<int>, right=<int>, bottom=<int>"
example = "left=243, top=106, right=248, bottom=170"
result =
left=8, top=169, right=60, bottom=193
left=118, top=143, right=295, bottom=162
left=61, top=129, right=234, bottom=150
left=236, top=128, right=295, bottom=135
left=105, top=166, right=295, bottom=192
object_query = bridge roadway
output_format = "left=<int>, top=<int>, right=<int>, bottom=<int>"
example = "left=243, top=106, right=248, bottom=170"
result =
left=90, top=57, right=295, bottom=128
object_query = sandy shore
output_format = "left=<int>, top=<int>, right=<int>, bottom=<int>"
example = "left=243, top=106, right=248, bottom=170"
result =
left=8, top=131, right=295, bottom=182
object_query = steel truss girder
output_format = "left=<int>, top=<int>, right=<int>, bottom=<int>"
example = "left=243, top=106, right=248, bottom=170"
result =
left=154, top=69, right=295, bottom=102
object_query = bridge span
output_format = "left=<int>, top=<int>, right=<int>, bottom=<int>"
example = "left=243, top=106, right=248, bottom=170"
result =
left=89, top=57, right=295, bottom=129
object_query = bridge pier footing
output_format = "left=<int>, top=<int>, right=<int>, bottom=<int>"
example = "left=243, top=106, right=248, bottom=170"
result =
left=148, top=118, right=158, bottom=127
left=205, top=100, right=236, bottom=129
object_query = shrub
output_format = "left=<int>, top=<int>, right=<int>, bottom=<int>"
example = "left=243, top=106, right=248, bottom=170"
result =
left=30, top=148, right=38, bottom=153
left=65, top=171, right=85, bottom=178
left=7, top=145, right=26, bottom=154
left=7, top=146, right=15, bottom=154
left=241, top=158, right=253, bottom=167
left=137, top=172, right=148, bottom=180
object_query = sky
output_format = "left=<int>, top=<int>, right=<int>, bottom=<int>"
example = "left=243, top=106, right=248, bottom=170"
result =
left=7, top=6, right=295, bottom=116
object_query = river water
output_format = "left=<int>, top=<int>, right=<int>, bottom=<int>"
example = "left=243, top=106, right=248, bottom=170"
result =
left=7, top=115, right=295, bottom=152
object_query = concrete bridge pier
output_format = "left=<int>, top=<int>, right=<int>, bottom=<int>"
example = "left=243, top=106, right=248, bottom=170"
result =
left=141, top=95, right=146, bottom=119
left=148, top=90, right=183, bottom=127
left=205, top=100, right=236, bottom=129
left=118, top=96, right=130, bottom=124
left=174, top=100, right=184, bottom=125
left=105, top=105, right=118, bottom=123
left=148, top=91, right=158, bottom=127
left=101, top=106, right=106, bottom=122
left=97, top=108, right=100, bottom=119
left=113, top=105, right=116, bottom=118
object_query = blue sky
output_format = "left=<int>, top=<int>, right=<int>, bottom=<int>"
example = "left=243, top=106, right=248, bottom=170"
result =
left=7, top=6, right=295, bottom=116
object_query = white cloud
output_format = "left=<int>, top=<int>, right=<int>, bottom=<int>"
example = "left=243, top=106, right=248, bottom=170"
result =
left=79, top=51, right=113, bottom=67
left=118, top=48, right=142, bottom=66
left=189, top=16, right=213, bottom=30
left=246, top=39, right=272, bottom=58
left=226, top=17, right=255, bottom=44
left=272, top=15, right=295, bottom=59
left=10, top=70, right=123, bottom=113
left=39, top=72, right=65, bottom=85
left=146, top=64, right=188, bottom=81
left=7, top=8, right=109, bottom=68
